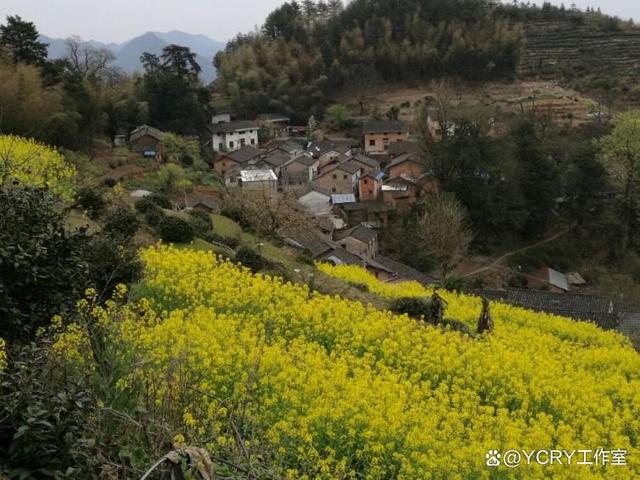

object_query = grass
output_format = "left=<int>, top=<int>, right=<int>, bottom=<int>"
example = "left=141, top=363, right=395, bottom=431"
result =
left=173, top=238, right=235, bottom=257
left=210, top=214, right=243, bottom=238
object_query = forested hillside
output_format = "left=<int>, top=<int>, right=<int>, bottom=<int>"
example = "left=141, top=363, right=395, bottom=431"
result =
left=214, top=0, right=640, bottom=119
left=214, top=0, right=523, bottom=119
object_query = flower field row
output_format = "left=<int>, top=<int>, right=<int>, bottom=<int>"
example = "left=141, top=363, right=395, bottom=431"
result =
left=58, top=246, right=640, bottom=478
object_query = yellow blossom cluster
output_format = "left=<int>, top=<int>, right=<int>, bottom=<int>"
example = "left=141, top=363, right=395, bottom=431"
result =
left=59, top=246, right=640, bottom=479
left=0, top=338, right=6, bottom=371
left=0, top=135, right=76, bottom=202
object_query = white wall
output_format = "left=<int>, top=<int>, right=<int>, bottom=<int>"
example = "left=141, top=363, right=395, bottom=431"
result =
left=212, top=129, right=259, bottom=152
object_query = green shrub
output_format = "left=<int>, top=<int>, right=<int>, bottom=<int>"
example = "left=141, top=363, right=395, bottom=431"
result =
left=389, top=297, right=432, bottom=320
left=75, top=187, right=105, bottom=220
left=236, top=246, right=266, bottom=272
left=187, top=210, right=212, bottom=237
left=135, top=197, right=158, bottom=214
left=103, top=207, right=140, bottom=241
left=144, top=208, right=165, bottom=228
left=149, top=193, right=172, bottom=209
left=103, top=177, right=117, bottom=188
left=157, top=216, right=194, bottom=243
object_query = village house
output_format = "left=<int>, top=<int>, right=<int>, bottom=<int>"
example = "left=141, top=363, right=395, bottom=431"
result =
left=387, top=153, right=425, bottom=181
left=211, top=112, right=232, bottom=124
left=269, top=140, right=304, bottom=158
left=335, top=225, right=379, bottom=259
left=359, top=171, right=385, bottom=201
left=388, top=140, right=422, bottom=159
left=350, top=153, right=381, bottom=174
left=227, top=169, right=278, bottom=196
left=527, top=267, right=570, bottom=293
left=213, top=146, right=261, bottom=177
left=281, top=155, right=319, bottom=187
left=363, top=120, right=409, bottom=155
left=308, top=140, right=353, bottom=169
left=382, top=176, right=421, bottom=210
left=210, top=120, right=260, bottom=152
left=297, top=186, right=332, bottom=215
left=261, top=150, right=292, bottom=176
left=312, top=161, right=360, bottom=195
left=129, top=125, right=165, bottom=157
left=336, top=201, right=393, bottom=229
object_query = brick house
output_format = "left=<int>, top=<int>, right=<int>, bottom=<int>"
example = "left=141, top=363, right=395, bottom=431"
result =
left=387, top=153, right=424, bottom=181
left=363, top=120, right=409, bottom=154
left=312, top=161, right=360, bottom=195
left=282, top=155, right=319, bottom=187
left=129, top=125, right=165, bottom=156
left=350, top=153, right=381, bottom=174
left=335, top=225, right=379, bottom=259
left=358, top=171, right=385, bottom=201
left=213, top=146, right=261, bottom=177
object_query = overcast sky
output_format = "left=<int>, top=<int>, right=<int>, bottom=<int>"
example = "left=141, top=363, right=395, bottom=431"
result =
left=0, top=0, right=638, bottom=44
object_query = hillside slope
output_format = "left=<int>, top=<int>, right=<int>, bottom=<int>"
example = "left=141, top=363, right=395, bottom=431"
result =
left=53, top=245, right=640, bottom=478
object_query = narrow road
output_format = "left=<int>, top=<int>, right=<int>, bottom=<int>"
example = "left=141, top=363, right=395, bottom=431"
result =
left=463, top=224, right=577, bottom=278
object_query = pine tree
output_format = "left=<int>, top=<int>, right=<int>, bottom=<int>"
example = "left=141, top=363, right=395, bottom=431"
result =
left=0, top=15, right=48, bottom=65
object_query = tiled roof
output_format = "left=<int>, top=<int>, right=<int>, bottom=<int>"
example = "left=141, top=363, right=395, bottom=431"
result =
left=363, top=120, right=407, bottom=134
left=130, top=124, right=165, bottom=142
left=209, top=120, right=259, bottom=133
left=288, top=155, right=317, bottom=167
left=336, top=225, right=378, bottom=244
left=224, top=146, right=262, bottom=163
left=374, top=255, right=437, bottom=285
left=352, top=153, right=381, bottom=169
left=239, top=169, right=277, bottom=182
left=476, top=288, right=620, bottom=329
left=388, top=140, right=422, bottom=157
left=282, top=229, right=332, bottom=258
left=387, top=153, right=422, bottom=169
left=262, top=151, right=291, bottom=168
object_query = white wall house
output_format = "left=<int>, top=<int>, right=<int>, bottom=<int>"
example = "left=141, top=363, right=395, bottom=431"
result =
left=210, top=121, right=260, bottom=152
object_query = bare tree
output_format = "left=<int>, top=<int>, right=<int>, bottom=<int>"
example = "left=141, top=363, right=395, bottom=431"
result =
left=416, top=194, right=473, bottom=280
left=65, top=36, right=119, bottom=82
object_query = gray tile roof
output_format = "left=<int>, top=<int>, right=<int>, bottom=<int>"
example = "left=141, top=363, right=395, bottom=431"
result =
left=225, top=146, right=262, bottom=163
left=209, top=120, right=259, bottom=133
left=336, top=225, right=378, bottom=244
left=282, top=229, right=332, bottom=258
left=130, top=124, right=165, bottom=142
left=476, top=288, right=620, bottom=329
left=363, top=120, right=407, bottom=134
left=352, top=153, right=381, bottom=170
left=262, top=151, right=291, bottom=168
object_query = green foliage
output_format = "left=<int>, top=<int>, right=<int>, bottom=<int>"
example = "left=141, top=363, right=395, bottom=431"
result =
left=140, top=45, right=208, bottom=134
left=236, top=246, right=267, bottom=273
left=201, top=231, right=241, bottom=250
left=325, top=104, right=350, bottom=131
left=161, top=132, right=202, bottom=166
left=215, top=0, right=523, bottom=118
left=0, top=187, right=88, bottom=342
left=0, top=15, right=48, bottom=65
left=157, top=216, right=194, bottom=243
left=75, top=186, right=106, bottom=219
left=102, top=207, right=140, bottom=241
left=0, top=342, right=99, bottom=478
left=187, top=209, right=212, bottom=237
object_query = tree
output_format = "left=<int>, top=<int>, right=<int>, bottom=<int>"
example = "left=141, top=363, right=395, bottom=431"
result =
left=0, top=187, right=88, bottom=341
left=0, top=15, right=48, bottom=65
left=0, top=135, right=76, bottom=203
left=599, top=110, right=640, bottom=252
left=64, top=36, right=118, bottom=81
left=325, top=104, right=349, bottom=131
left=416, top=194, right=473, bottom=280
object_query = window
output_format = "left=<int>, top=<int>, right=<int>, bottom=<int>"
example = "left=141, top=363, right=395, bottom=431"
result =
left=369, top=139, right=376, bottom=146
left=240, top=138, right=246, bottom=146
left=229, top=141, right=234, bottom=149
left=332, top=188, right=337, bottom=193
left=250, top=138, right=255, bottom=145
left=369, top=190, right=373, bottom=195
left=333, top=174, right=337, bottom=179
left=218, top=143, right=224, bottom=150
left=363, top=179, right=368, bottom=184
left=343, top=174, right=348, bottom=180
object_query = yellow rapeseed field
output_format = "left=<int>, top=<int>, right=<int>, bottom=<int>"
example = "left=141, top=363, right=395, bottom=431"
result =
left=56, top=246, right=640, bottom=479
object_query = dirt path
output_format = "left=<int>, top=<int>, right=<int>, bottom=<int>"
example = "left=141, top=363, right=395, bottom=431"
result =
left=463, top=224, right=576, bottom=278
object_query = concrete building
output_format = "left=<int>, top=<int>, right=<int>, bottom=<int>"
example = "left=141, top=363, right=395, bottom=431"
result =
left=210, top=121, right=260, bottom=152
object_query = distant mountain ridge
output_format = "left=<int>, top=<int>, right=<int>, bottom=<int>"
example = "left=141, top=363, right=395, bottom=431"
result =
left=39, top=31, right=225, bottom=83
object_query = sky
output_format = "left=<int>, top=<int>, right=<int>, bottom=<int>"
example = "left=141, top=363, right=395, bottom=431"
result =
left=0, top=0, right=638, bottom=44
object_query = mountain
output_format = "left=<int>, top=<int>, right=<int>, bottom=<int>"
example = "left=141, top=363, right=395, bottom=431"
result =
left=39, top=31, right=224, bottom=84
